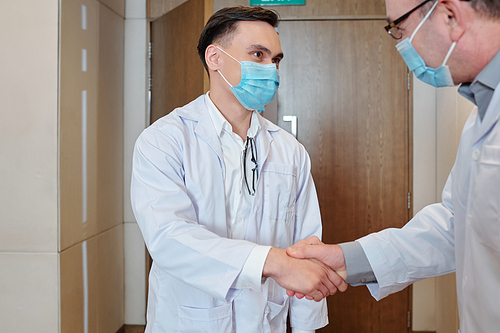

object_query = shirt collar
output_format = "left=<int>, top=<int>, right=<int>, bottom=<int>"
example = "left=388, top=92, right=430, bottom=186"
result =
left=475, top=48, right=500, bottom=91
left=458, top=48, right=500, bottom=105
left=205, top=92, right=261, bottom=139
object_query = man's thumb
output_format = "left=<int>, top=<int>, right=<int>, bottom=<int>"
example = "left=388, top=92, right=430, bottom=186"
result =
left=287, top=245, right=315, bottom=259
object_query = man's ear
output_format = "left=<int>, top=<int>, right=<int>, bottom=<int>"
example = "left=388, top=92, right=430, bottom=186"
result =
left=205, top=45, right=221, bottom=72
left=440, top=0, right=467, bottom=41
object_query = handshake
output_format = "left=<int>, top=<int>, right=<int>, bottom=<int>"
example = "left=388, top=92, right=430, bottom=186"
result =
left=262, top=236, right=349, bottom=302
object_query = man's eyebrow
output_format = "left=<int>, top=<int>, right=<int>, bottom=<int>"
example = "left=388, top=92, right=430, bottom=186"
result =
left=247, top=44, right=284, bottom=59
left=247, top=44, right=272, bottom=55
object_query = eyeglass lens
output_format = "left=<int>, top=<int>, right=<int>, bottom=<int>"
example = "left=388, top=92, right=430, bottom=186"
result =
left=384, top=0, right=433, bottom=39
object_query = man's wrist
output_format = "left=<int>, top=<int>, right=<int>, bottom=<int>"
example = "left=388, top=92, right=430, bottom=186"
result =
left=262, top=247, right=287, bottom=279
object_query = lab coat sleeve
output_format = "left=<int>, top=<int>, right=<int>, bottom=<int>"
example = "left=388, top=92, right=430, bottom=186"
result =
left=232, top=245, right=271, bottom=291
left=131, top=126, right=257, bottom=303
left=357, top=171, right=456, bottom=300
left=289, top=145, right=329, bottom=331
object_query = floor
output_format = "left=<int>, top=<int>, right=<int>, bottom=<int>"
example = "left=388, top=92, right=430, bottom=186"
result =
left=117, top=325, right=145, bottom=333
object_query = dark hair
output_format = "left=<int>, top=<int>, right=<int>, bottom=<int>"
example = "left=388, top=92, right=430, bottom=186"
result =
left=197, top=6, right=279, bottom=75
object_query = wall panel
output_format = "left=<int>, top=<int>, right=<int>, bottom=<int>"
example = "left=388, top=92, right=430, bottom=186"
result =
left=60, top=0, right=99, bottom=251
left=88, top=225, right=125, bottom=333
left=97, top=2, right=125, bottom=234
left=0, top=253, right=59, bottom=333
left=147, top=0, right=187, bottom=19
left=101, top=0, right=126, bottom=17
left=0, top=0, right=59, bottom=253
left=60, top=0, right=126, bottom=331
left=61, top=225, right=125, bottom=333
left=60, top=243, right=85, bottom=333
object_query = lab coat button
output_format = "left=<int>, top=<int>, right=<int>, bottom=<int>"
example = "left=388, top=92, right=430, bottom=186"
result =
left=360, top=278, right=367, bottom=283
left=472, top=149, right=480, bottom=160
left=236, top=217, right=242, bottom=223
left=466, top=215, right=471, bottom=225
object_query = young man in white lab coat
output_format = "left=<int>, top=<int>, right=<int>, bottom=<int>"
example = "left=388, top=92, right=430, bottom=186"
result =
left=287, top=0, right=500, bottom=331
left=131, top=6, right=346, bottom=333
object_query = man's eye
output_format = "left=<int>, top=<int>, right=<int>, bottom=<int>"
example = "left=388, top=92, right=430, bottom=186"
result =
left=272, top=58, right=281, bottom=69
left=396, top=24, right=405, bottom=33
left=253, top=51, right=263, bottom=58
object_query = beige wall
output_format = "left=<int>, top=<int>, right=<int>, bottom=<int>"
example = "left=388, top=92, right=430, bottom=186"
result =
left=0, top=0, right=126, bottom=331
left=0, top=1, right=59, bottom=331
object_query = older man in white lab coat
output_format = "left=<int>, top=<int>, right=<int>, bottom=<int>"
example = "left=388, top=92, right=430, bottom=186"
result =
left=131, top=6, right=346, bottom=333
left=287, top=0, right=500, bottom=332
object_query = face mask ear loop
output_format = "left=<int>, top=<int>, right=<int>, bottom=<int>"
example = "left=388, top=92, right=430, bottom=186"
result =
left=218, top=70, right=233, bottom=88
left=410, top=0, right=439, bottom=42
left=216, top=46, right=241, bottom=88
left=442, top=41, right=457, bottom=66
left=216, top=46, right=241, bottom=64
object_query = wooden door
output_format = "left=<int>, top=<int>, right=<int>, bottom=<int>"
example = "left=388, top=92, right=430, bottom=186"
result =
left=150, top=0, right=211, bottom=124
left=277, top=20, right=412, bottom=332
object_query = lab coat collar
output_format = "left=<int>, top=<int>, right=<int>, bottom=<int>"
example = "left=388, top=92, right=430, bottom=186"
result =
left=175, top=93, right=281, bottom=138
left=175, top=95, right=282, bottom=177
left=252, top=110, right=281, bottom=175
left=176, top=96, right=225, bottom=175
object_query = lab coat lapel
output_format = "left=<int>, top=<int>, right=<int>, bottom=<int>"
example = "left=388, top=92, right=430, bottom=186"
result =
left=178, top=96, right=226, bottom=178
left=474, top=81, right=500, bottom=144
left=255, top=113, right=280, bottom=170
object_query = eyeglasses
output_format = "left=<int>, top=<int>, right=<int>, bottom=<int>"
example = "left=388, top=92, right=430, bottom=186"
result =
left=384, top=0, right=434, bottom=40
left=243, top=137, right=258, bottom=196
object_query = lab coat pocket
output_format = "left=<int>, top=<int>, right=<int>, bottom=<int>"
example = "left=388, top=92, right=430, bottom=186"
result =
left=470, top=145, right=500, bottom=251
left=261, top=163, right=297, bottom=247
left=261, top=162, right=297, bottom=221
left=263, top=296, right=289, bottom=333
left=178, top=303, right=233, bottom=333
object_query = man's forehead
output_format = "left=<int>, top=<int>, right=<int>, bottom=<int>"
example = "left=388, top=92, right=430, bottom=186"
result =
left=386, top=0, right=418, bottom=21
left=230, top=21, right=281, bottom=53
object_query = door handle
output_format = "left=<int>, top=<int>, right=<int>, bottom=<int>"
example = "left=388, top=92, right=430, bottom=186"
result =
left=282, top=115, right=297, bottom=138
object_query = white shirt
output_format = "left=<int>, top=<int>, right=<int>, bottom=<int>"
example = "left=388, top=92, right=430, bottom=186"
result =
left=206, top=93, right=314, bottom=333
left=205, top=93, right=272, bottom=292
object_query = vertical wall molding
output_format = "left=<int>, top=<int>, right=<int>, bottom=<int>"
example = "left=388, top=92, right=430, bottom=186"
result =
left=82, top=89, right=88, bottom=224
left=124, top=0, right=148, bottom=325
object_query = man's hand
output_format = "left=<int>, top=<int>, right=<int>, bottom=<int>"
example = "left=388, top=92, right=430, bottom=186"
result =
left=262, top=247, right=347, bottom=302
left=285, top=236, right=348, bottom=298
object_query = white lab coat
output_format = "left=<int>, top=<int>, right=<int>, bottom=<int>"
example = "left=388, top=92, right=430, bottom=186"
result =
left=131, top=95, right=328, bottom=333
left=358, top=81, right=500, bottom=332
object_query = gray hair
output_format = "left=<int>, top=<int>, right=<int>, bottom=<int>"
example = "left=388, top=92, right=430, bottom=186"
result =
left=419, top=0, right=500, bottom=19
left=468, top=0, right=500, bottom=19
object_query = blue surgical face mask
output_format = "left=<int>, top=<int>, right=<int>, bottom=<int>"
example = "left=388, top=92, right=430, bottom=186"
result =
left=217, top=46, right=280, bottom=113
left=396, top=1, right=457, bottom=87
